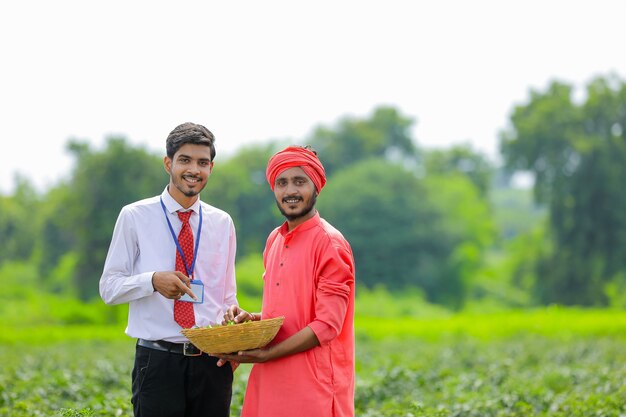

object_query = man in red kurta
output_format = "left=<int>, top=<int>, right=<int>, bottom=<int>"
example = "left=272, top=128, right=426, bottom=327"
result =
left=216, top=146, right=356, bottom=417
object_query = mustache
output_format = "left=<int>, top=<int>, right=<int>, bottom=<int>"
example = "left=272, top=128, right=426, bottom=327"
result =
left=282, top=196, right=303, bottom=203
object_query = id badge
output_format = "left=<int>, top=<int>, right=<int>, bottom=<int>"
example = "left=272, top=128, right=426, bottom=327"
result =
left=179, top=280, right=204, bottom=303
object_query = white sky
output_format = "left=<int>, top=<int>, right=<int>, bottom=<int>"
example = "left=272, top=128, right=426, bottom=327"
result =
left=1, top=0, right=625, bottom=193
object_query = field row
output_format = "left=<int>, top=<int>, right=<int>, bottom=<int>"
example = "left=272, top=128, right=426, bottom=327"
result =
left=2, top=306, right=626, bottom=345
left=1, top=335, right=625, bottom=416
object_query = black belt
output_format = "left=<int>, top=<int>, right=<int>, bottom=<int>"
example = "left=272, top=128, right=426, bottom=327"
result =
left=137, top=338, right=203, bottom=356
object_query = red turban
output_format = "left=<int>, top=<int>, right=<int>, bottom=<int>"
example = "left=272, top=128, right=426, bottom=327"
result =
left=266, top=146, right=327, bottom=193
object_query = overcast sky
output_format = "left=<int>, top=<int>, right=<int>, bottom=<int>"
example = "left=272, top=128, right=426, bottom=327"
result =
left=1, top=0, right=625, bottom=193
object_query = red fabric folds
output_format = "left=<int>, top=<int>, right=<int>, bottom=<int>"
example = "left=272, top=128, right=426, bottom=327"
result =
left=266, top=146, right=327, bottom=193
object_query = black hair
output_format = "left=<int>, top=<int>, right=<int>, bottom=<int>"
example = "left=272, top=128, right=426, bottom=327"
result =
left=166, top=122, right=216, bottom=160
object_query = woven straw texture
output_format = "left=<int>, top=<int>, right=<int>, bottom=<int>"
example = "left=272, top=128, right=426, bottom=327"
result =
left=181, top=316, right=284, bottom=354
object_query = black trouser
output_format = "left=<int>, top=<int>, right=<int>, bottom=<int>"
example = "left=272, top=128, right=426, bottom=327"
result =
left=132, top=344, right=233, bottom=417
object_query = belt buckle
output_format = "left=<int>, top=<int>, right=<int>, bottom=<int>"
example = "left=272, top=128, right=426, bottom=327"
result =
left=183, top=342, right=202, bottom=356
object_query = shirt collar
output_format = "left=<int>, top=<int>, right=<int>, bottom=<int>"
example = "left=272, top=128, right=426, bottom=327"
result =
left=279, top=211, right=321, bottom=237
left=160, top=186, right=201, bottom=214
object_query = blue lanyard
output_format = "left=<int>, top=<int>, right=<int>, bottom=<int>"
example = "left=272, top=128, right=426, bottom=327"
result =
left=160, top=196, right=203, bottom=277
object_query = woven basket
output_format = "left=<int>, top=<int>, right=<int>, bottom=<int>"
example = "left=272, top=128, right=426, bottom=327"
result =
left=181, top=316, right=284, bottom=354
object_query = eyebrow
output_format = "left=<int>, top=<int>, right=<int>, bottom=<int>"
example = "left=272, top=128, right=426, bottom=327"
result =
left=177, top=154, right=211, bottom=162
left=276, top=175, right=309, bottom=181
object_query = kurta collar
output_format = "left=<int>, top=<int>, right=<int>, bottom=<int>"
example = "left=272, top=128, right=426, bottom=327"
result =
left=160, top=186, right=201, bottom=215
left=279, top=211, right=321, bottom=238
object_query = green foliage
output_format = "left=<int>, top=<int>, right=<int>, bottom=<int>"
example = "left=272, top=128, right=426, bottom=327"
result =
left=2, top=309, right=626, bottom=416
left=355, top=285, right=451, bottom=319
left=33, top=184, right=76, bottom=279
left=604, top=272, right=626, bottom=308
left=233, top=253, right=264, bottom=312
left=203, top=144, right=280, bottom=258
left=489, top=184, right=547, bottom=242
left=355, top=336, right=626, bottom=417
left=44, top=251, right=79, bottom=296
left=0, top=176, right=40, bottom=264
left=317, top=158, right=433, bottom=288
left=501, top=74, right=626, bottom=305
left=64, top=137, right=165, bottom=299
left=356, top=306, right=626, bottom=341
left=0, top=260, right=127, bottom=328
left=422, top=174, right=495, bottom=307
left=318, top=158, right=494, bottom=309
left=308, top=106, right=418, bottom=176
left=59, top=409, right=95, bottom=417
left=469, top=225, right=550, bottom=309
left=423, top=144, right=493, bottom=196
left=0, top=340, right=134, bottom=417
left=9, top=94, right=625, bottom=309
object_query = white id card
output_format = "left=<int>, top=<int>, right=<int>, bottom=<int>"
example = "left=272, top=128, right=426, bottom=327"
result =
left=179, top=280, right=204, bottom=303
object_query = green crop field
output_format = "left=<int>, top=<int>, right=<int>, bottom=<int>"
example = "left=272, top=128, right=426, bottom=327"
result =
left=1, top=308, right=625, bottom=416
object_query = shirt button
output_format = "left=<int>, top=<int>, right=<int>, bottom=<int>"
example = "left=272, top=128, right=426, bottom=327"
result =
left=276, top=282, right=280, bottom=286
left=280, top=263, right=283, bottom=266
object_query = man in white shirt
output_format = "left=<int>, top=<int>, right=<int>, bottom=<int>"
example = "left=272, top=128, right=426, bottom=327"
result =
left=100, top=122, right=238, bottom=417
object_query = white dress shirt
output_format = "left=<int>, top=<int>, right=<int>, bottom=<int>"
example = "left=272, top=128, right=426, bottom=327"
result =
left=100, top=187, right=238, bottom=342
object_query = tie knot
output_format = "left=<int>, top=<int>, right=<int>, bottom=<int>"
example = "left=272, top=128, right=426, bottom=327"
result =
left=177, top=210, right=192, bottom=223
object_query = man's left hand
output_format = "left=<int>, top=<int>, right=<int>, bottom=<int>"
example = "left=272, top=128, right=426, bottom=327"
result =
left=212, top=348, right=270, bottom=364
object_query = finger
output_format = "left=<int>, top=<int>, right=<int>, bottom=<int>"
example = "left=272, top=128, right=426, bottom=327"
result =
left=179, top=284, right=197, bottom=301
left=225, top=306, right=237, bottom=321
left=175, top=272, right=192, bottom=287
left=216, top=358, right=227, bottom=367
left=234, top=311, right=248, bottom=323
left=172, top=281, right=196, bottom=300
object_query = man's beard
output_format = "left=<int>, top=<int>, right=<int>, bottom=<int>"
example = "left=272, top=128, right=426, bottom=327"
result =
left=172, top=175, right=205, bottom=197
left=277, top=193, right=317, bottom=221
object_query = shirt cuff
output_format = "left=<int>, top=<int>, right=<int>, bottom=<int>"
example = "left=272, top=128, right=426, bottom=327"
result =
left=138, top=271, right=157, bottom=296
left=308, top=320, right=338, bottom=345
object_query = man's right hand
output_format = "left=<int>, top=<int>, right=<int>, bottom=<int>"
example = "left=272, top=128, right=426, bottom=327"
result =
left=152, top=271, right=198, bottom=301
left=223, top=305, right=258, bottom=324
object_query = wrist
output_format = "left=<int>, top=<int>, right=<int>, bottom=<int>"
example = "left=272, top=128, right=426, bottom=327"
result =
left=264, top=345, right=278, bottom=362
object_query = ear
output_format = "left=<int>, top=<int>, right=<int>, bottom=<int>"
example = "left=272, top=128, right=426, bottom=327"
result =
left=164, top=156, right=172, bottom=175
left=209, top=161, right=214, bottom=174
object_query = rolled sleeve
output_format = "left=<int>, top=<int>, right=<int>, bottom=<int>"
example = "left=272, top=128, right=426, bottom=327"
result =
left=308, top=244, right=354, bottom=345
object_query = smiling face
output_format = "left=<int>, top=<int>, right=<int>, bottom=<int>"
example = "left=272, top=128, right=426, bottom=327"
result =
left=164, top=143, right=214, bottom=208
left=273, top=166, right=318, bottom=230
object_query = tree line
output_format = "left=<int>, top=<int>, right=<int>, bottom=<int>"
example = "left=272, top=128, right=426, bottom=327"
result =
left=1, top=74, right=625, bottom=309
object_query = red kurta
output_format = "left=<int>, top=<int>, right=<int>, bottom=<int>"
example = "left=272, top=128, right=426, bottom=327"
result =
left=241, top=212, right=356, bottom=417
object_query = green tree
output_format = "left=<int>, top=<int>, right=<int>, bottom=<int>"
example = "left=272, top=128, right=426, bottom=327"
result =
left=423, top=144, right=493, bottom=197
left=34, top=184, right=76, bottom=280
left=203, top=144, right=281, bottom=257
left=0, top=176, right=40, bottom=264
left=308, top=106, right=418, bottom=176
left=62, top=137, right=164, bottom=299
left=500, top=74, right=626, bottom=305
left=421, top=173, right=495, bottom=307
left=317, top=158, right=494, bottom=308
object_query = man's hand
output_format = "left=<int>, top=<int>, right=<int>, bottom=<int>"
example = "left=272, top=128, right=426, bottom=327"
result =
left=152, top=271, right=198, bottom=301
left=222, top=304, right=258, bottom=324
left=213, top=348, right=272, bottom=365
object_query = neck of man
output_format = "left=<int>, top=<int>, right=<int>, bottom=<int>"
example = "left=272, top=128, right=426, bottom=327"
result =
left=167, top=185, right=199, bottom=209
left=286, top=209, right=316, bottom=232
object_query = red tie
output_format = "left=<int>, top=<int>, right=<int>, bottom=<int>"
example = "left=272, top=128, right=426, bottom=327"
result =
left=174, top=211, right=196, bottom=328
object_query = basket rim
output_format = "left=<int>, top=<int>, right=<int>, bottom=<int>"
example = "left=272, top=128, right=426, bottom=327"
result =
left=180, top=316, right=285, bottom=354
left=181, top=316, right=285, bottom=334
